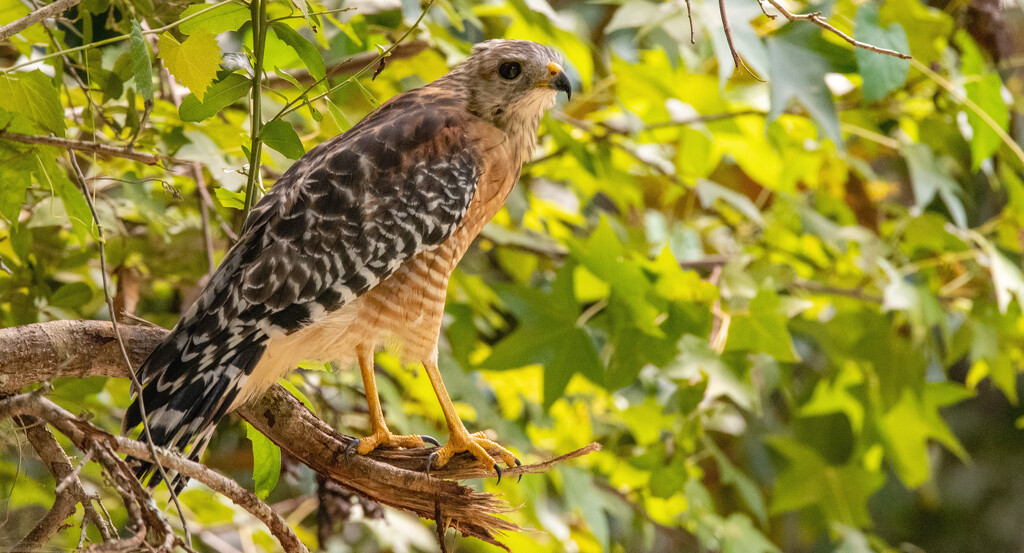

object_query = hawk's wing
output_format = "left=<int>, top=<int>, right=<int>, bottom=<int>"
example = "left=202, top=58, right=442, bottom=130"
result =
left=124, top=89, right=496, bottom=469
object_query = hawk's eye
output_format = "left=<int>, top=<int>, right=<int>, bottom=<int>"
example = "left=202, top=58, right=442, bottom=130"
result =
left=498, top=61, right=522, bottom=80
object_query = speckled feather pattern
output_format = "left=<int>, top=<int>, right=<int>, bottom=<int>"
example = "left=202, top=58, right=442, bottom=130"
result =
left=122, top=39, right=563, bottom=485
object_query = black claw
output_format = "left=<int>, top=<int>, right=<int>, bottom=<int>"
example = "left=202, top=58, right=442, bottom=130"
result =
left=426, top=451, right=439, bottom=478
left=420, top=435, right=440, bottom=447
left=344, top=439, right=360, bottom=462
left=515, top=457, right=522, bottom=483
left=494, top=463, right=502, bottom=484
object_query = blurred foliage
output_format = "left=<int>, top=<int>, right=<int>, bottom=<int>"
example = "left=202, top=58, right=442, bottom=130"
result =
left=2, top=0, right=1024, bottom=551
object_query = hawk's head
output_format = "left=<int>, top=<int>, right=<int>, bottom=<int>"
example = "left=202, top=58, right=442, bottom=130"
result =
left=452, top=39, right=571, bottom=137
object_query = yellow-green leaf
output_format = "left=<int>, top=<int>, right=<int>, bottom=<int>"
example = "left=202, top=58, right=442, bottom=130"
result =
left=178, top=2, right=249, bottom=35
left=159, top=30, right=221, bottom=102
left=0, top=71, right=65, bottom=136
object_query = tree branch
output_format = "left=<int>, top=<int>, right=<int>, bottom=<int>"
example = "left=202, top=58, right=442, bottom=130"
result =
left=0, top=320, right=599, bottom=550
left=762, top=0, right=911, bottom=59
left=267, top=40, right=430, bottom=88
left=0, top=0, right=81, bottom=41
left=13, top=416, right=113, bottom=551
left=2, top=393, right=307, bottom=553
left=0, top=131, right=187, bottom=165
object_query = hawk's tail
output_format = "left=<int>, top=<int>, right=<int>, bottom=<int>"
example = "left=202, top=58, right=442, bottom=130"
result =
left=122, top=328, right=267, bottom=490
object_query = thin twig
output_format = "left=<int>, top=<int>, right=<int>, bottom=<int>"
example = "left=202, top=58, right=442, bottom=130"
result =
left=708, top=266, right=730, bottom=353
left=64, top=149, right=193, bottom=547
left=757, top=0, right=776, bottom=19
left=13, top=417, right=93, bottom=551
left=0, top=131, right=186, bottom=165
left=788, top=278, right=883, bottom=303
left=642, top=109, right=765, bottom=131
left=193, top=164, right=216, bottom=273
left=762, top=0, right=911, bottom=59
left=718, top=0, right=761, bottom=80
left=54, top=448, right=92, bottom=494
left=0, top=0, right=82, bottom=41
left=266, top=40, right=429, bottom=88
left=268, top=6, right=355, bottom=23
left=17, top=418, right=113, bottom=544
left=195, top=174, right=239, bottom=242
left=87, top=442, right=177, bottom=552
left=684, top=0, right=695, bottom=44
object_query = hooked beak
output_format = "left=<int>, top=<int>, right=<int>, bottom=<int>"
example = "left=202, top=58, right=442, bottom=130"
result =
left=546, top=61, right=572, bottom=101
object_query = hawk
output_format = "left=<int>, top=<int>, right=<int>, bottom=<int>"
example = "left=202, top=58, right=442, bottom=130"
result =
left=123, top=39, right=571, bottom=485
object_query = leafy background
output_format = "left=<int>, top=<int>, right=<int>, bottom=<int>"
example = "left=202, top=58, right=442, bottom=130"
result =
left=2, top=0, right=1024, bottom=551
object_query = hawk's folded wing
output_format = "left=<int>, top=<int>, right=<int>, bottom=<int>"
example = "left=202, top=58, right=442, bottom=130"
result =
left=124, top=90, right=495, bottom=463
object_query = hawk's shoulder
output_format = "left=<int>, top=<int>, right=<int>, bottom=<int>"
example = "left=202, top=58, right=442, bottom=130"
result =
left=228, top=84, right=499, bottom=333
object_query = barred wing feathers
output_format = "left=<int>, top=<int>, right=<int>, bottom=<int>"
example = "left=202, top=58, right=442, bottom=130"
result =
left=123, top=89, right=487, bottom=485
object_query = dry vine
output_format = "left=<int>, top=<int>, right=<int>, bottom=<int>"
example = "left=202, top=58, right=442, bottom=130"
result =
left=0, top=320, right=600, bottom=551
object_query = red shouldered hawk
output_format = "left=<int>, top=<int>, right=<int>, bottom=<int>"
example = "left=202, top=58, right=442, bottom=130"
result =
left=123, top=39, right=571, bottom=486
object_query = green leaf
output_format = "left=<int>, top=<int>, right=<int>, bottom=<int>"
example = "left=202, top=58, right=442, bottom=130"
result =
left=667, top=335, right=755, bottom=410
left=568, top=217, right=662, bottom=336
left=35, top=151, right=92, bottom=243
left=178, top=2, right=250, bottom=35
left=158, top=30, right=221, bottom=102
left=965, top=73, right=1009, bottom=170
left=707, top=440, right=768, bottom=525
left=768, top=437, right=883, bottom=526
left=481, top=265, right=603, bottom=407
left=179, top=73, right=251, bottom=122
left=695, top=178, right=765, bottom=226
left=543, top=328, right=603, bottom=407
left=214, top=187, right=246, bottom=210
left=903, top=142, right=967, bottom=228
left=718, top=513, right=780, bottom=553
left=261, top=119, right=305, bottom=159
left=272, top=66, right=303, bottom=89
left=129, top=18, right=153, bottom=101
left=245, top=422, right=281, bottom=499
left=561, top=467, right=610, bottom=550
left=270, top=22, right=326, bottom=81
left=976, top=234, right=1024, bottom=314
left=0, top=145, right=36, bottom=223
left=766, top=35, right=841, bottom=144
left=879, top=391, right=936, bottom=486
left=0, top=71, right=65, bottom=135
left=49, top=282, right=93, bottom=309
left=854, top=3, right=910, bottom=102
left=800, top=363, right=866, bottom=434
left=725, top=288, right=799, bottom=362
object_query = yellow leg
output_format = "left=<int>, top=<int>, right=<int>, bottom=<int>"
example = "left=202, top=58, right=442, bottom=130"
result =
left=423, top=357, right=519, bottom=478
left=348, top=344, right=435, bottom=456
